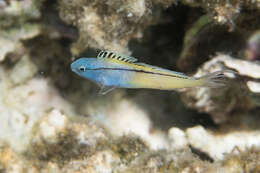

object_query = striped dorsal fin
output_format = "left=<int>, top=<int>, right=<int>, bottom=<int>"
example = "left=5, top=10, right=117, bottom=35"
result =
left=97, top=50, right=138, bottom=63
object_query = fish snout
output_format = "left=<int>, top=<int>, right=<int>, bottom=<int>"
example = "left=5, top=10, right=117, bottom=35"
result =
left=70, top=62, right=78, bottom=73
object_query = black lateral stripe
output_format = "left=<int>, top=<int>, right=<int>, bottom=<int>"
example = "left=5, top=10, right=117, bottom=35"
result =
left=87, top=67, right=189, bottom=79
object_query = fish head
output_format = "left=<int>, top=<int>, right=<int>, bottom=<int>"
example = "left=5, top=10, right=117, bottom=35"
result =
left=71, top=58, right=99, bottom=77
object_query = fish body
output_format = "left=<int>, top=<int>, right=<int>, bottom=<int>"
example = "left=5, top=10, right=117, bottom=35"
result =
left=71, top=50, right=228, bottom=92
left=71, top=57, right=136, bottom=88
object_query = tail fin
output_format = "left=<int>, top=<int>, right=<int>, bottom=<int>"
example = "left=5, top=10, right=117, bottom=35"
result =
left=196, top=70, right=235, bottom=88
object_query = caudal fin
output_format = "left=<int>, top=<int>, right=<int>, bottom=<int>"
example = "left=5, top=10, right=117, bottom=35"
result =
left=196, top=70, right=236, bottom=88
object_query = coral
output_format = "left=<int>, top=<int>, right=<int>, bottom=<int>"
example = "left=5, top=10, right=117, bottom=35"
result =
left=0, top=0, right=44, bottom=62
left=9, top=55, right=37, bottom=85
left=0, top=23, right=41, bottom=62
left=168, top=127, right=188, bottom=150
left=111, top=135, right=148, bottom=163
left=58, top=0, right=175, bottom=55
left=35, top=109, right=68, bottom=144
left=0, top=145, right=37, bottom=173
left=181, top=54, right=260, bottom=124
left=61, top=150, right=121, bottom=173
left=245, top=30, right=260, bottom=61
left=1, top=0, right=260, bottom=172
left=0, top=56, right=73, bottom=152
left=186, top=126, right=260, bottom=160
left=177, top=14, right=246, bottom=72
left=86, top=95, right=169, bottom=150
left=176, top=0, right=260, bottom=28
left=1, top=137, right=260, bottom=173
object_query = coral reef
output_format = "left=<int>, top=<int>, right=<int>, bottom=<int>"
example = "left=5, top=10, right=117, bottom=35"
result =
left=1, top=0, right=260, bottom=172
left=186, top=126, right=260, bottom=160
left=245, top=30, right=260, bottom=61
left=0, top=0, right=43, bottom=62
left=58, top=0, right=175, bottom=55
left=176, top=0, right=260, bottom=28
left=1, top=120, right=260, bottom=172
left=182, top=54, right=260, bottom=124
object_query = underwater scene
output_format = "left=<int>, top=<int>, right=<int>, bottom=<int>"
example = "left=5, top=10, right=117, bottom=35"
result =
left=0, top=0, right=260, bottom=172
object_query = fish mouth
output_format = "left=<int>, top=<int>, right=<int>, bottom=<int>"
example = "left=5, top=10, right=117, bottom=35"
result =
left=71, top=68, right=77, bottom=73
left=70, top=63, right=77, bottom=73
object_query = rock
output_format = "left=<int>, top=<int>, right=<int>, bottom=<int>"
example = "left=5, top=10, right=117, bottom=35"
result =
left=0, top=0, right=43, bottom=62
left=187, top=126, right=260, bottom=160
left=87, top=96, right=169, bottom=150
left=38, top=109, right=68, bottom=144
left=182, top=54, right=260, bottom=124
left=245, top=30, right=260, bottom=61
left=9, top=55, right=37, bottom=85
left=0, top=66, right=73, bottom=152
left=168, top=127, right=188, bottom=150
left=58, top=0, right=174, bottom=55
left=174, top=0, right=260, bottom=28
left=61, top=150, right=121, bottom=173
left=1, top=0, right=260, bottom=172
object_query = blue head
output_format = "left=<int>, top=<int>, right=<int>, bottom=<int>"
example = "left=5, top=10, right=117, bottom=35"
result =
left=71, top=58, right=102, bottom=80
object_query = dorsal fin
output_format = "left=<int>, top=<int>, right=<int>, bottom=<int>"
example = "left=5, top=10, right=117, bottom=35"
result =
left=97, top=50, right=138, bottom=63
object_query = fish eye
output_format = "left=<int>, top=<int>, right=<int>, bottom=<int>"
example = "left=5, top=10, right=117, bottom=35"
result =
left=78, top=66, right=86, bottom=72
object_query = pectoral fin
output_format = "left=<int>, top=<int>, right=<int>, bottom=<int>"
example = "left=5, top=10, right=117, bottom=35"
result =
left=98, top=85, right=115, bottom=95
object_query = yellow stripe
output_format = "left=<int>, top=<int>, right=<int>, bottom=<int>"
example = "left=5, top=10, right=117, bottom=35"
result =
left=101, top=58, right=188, bottom=79
left=131, top=72, right=203, bottom=89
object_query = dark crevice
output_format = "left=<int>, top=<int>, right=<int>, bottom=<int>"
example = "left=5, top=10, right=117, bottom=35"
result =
left=189, top=145, right=214, bottom=163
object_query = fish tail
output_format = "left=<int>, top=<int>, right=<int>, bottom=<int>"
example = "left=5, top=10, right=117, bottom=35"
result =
left=195, top=70, right=235, bottom=88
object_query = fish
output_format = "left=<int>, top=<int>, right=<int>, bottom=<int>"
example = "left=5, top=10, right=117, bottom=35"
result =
left=71, top=50, right=233, bottom=94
